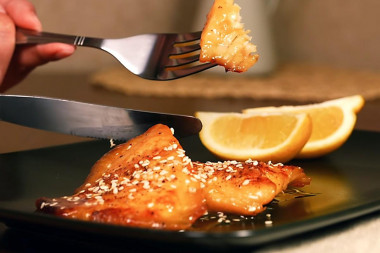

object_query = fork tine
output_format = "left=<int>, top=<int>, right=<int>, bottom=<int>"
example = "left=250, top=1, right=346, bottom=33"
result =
left=159, top=62, right=216, bottom=80
left=169, top=31, right=201, bottom=56
left=170, top=44, right=201, bottom=56
left=165, top=31, right=203, bottom=68
left=166, top=54, right=200, bottom=67
left=173, top=31, right=202, bottom=44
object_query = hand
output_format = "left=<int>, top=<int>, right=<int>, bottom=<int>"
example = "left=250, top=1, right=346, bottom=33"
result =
left=0, top=0, right=75, bottom=91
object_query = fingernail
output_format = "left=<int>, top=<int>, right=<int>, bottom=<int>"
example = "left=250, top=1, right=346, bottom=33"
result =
left=55, top=45, right=76, bottom=59
left=30, top=15, right=42, bottom=31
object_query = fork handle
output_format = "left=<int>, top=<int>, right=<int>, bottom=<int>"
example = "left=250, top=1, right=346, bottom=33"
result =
left=15, top=28, right=102, bottom=48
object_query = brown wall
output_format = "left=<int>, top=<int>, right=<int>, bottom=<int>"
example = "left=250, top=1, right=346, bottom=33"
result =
left=30, top=0, right=380, bottom=73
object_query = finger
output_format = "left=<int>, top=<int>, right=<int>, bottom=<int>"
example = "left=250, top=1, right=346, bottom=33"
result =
left=0, top=43, right=75, bottom=92
left=0, top=6, right=15, bottom=84
left=1, top=0, right=41, bottom=30
left=13, top=43, right=75, bottom=69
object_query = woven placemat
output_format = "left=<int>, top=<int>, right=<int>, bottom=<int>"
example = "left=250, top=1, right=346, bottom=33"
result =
left=90, top=63, right=380, bottom=102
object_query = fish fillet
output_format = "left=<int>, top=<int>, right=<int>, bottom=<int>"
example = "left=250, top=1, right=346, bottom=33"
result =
left=36, top=124, right=310, bottom=230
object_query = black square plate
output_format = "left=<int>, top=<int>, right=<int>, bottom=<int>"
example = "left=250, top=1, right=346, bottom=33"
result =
left=1, top=130, right=380, bottom=249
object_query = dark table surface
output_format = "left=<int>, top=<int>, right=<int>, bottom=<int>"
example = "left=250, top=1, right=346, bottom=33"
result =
left=1, top=72, right=380, bottom=252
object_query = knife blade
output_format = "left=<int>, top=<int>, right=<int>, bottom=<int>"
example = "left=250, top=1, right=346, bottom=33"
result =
left=0, top=95, right=202, bottom=140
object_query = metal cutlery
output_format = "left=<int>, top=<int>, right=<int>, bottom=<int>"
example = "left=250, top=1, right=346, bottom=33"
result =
left=16, top=28, right=215, bottom=80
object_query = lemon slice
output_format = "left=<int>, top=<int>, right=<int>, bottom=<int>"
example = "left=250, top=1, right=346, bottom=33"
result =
left=243, top=95, right=365, bottom=158
left=195, top=112, right=312, bottom=163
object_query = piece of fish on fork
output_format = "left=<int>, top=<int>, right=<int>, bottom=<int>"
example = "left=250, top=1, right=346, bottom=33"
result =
left=16, top=28, right=216, bottom=80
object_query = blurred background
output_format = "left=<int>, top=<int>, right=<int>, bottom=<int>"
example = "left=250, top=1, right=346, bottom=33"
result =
left=2, top=0, right=380, bottom=153
left=29, top=0, right=380, bottom=74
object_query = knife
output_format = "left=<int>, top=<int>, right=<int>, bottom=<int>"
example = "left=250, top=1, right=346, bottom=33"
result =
left=0, top=95, right=202, bottom=140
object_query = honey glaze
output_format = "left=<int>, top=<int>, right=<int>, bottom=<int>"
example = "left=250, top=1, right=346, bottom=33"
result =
left=190, top=188, right=318, bottom=232
left=36, top=124, right=207, bottom=230
left=36, top=124, right=310, bottom=231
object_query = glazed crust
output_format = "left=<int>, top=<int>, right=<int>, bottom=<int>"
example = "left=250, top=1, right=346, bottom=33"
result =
left=36, top=124, right=207, bottom=230
left=36, top=124, right=310, bottom=230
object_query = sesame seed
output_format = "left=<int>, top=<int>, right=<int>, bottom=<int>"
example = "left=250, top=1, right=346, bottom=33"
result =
left=164, top=146, right=172, bottom=151
left=141, top=160, right=150, bottom=167
left=152, top=223, right=160, bottom=228
left=110, top=139, right=116, bottom=148
left=121, top=178, right=130, bottom=184
left=100, top=185, right=108, bottom=191
left=143, top=181, right=150, bottom=189
left=242, top=179, right=250, bottom=186
left=265, top=220, right=273, bottom=226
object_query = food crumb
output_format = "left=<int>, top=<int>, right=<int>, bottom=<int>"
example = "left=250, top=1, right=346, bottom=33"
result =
left=110, top=139, right=116, bottom=148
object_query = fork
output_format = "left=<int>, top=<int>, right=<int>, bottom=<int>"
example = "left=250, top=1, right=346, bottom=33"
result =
left=16, top=28, right=216, bottom=80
